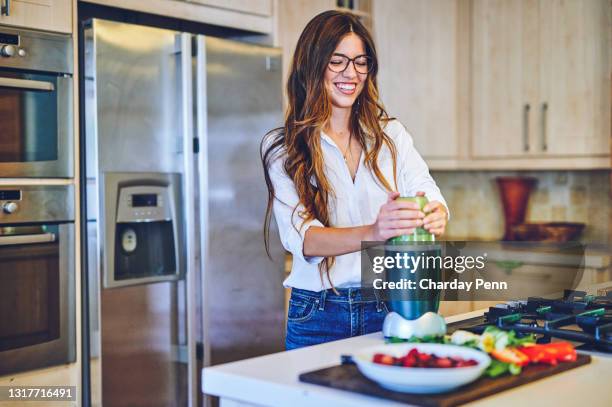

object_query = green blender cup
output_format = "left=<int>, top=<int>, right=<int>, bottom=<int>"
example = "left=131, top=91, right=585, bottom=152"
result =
left=384, top=195, right=441, bottom=320
left=388, top=196, right=435, bottom=244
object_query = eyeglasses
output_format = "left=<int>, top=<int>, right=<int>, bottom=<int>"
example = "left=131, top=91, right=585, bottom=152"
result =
left=328, top=53, right=373, bottom=74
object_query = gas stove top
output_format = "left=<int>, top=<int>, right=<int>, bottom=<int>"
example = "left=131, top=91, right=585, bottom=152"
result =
left=448, top=290, right=612, bottom=354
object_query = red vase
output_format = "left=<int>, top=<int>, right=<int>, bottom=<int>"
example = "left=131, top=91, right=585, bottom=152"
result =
left=496, top=177, right=537, bottom=240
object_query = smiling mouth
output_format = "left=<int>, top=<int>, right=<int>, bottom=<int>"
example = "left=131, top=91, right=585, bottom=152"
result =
left=335, top=82, right=357, bottom=95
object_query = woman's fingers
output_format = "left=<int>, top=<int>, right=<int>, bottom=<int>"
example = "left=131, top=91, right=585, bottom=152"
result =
left=424, top=220, right=445, bottom=230
left=424, top=201, right=448, bottom=218
left=423, top=212, right=445, bottom=224
left=375, top=193, right=448, bottom=240
left=390, top=219, right=424, bottom=229
left=386, top=191, right=400, bottom=203
left=379, top=207, right=423, bottom=219
left=388, top=200, right=421, bottom=211
left=385, top=210, right=425, bottom=221
left=423, top=200, right=440, bottom=213
left=379, top=218, right=423, bottom=230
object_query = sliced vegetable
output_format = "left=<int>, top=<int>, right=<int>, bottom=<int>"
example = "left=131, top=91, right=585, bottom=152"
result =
left=478, top=332, right=496, bottom=353
left=508, top=363, right=522, bottom=375
left=484, top=360, right=511, bottom=378
left=483, top=326, right=536, bottom=348
left=518, top=342, right=577, bottom=365
left=450, top=330, right=481, bottom=347
left=491, top=347, right=529, bottom=367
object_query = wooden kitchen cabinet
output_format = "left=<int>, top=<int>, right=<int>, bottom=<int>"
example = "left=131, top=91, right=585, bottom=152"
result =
left=471, top=0, right=539, bottom=159
left=538, top=0, right=610, bottom=157
left=82, top=0, right=274, bottom=33
left=471, top=0, right=610, bottom=163
left=276, top=0, right=335, bottom=106
left=185, top=0, right=272, bottom=16
left=0, top=0, right=72, bottom=33
left=373, top=0, right=470, bottom=162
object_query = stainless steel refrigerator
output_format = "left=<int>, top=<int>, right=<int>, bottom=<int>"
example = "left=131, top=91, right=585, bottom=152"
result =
left=83, top=19, right=285, bottom=407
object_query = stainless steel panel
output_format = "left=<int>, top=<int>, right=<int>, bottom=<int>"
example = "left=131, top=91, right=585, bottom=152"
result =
left=100, top=281, right=186, bottom=407
left=0, top=184, right=74, bottom=224
left=200, top=36, right=285, bottom=364
left=0, top=184, right=76, bottom=374
left=85, top=19, right=189, bottom=407
left=0, top=74, right=74, bottom=178
left=0, top=26, right=72, bottom=73
left=88, top=19, right=184, bottom=174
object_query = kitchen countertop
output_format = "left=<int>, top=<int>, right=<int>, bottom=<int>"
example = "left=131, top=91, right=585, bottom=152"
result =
left=201, top=310, right=612, bottom=407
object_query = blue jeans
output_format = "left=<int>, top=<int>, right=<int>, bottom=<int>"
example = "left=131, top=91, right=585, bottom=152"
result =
left=285, top=287, right=389, bottom=350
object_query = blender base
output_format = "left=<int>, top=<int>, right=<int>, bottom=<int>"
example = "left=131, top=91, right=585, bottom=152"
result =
left=382, top=312, right=447, bottom=340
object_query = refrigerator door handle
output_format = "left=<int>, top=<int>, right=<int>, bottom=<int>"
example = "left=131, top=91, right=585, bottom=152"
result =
left=180, top=32, right=197, bottom=407
left=195, top=33, right=212, bottom=395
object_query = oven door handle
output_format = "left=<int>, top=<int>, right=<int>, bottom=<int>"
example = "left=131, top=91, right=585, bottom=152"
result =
left=0, top=77, right=55, bottom=92
left=0, top=232, right=56, bottom=246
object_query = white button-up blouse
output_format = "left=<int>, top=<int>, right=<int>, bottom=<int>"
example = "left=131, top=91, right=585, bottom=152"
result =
left=266, top=119, right=448, bottom=292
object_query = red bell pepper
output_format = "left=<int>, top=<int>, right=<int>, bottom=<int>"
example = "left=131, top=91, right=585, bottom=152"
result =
left=518, top=342, right=577, bottom=365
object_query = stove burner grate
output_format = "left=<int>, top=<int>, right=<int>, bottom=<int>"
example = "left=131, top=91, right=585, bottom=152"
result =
left=456, top=290, right=612, bottom=353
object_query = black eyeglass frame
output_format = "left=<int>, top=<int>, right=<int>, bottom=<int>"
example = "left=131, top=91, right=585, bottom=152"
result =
left=327, top=52, right=374, bottom=74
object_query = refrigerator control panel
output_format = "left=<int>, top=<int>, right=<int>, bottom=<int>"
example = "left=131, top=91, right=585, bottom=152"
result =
left=116, top=185, right=172, bottom=223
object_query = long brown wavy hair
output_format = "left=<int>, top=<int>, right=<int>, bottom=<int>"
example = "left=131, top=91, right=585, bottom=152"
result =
left=261, top=10, right=398, bottom=289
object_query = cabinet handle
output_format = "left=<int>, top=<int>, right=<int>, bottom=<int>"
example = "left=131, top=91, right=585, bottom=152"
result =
left=522, top=104, right=530, bottom=152
left=1, top=0, right=9, bottom=16
left=540, top=102, right=548, bottom=151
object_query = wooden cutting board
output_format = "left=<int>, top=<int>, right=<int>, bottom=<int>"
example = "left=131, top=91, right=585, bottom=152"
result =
left=299, top=354, right=591, bottom=407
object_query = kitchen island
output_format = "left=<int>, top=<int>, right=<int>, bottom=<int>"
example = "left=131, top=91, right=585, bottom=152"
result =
left=202, top=310, right=612, bottom=406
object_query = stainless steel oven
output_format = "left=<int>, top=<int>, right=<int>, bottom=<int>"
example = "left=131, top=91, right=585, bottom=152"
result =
left=0, top=27, right=73, bottom=178
left=0, top=184, right=75, bottom=375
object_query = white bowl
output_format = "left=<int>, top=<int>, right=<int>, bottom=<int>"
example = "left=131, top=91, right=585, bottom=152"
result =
left=353, top=343, right=491, bottom=394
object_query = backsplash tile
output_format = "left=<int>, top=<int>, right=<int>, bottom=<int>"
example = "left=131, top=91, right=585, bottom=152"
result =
left=432, top=170, right=611, bottom=243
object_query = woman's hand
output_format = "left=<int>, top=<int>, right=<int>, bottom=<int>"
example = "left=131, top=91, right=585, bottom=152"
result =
left=367, top=191, right=425, bottom=241
left=422, top=192, right=448, bottom=236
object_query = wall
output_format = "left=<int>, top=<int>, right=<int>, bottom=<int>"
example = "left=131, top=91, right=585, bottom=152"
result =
left=432, top=170, right=611, bottom=243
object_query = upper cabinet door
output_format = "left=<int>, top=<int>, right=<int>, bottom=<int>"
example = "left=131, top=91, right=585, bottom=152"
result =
left=538, top=0, right=610, bottom=156
left=373, top=0, right=461, bottom=159
left=186, top=0, right=272, bottom=16
left=0, top=0, right=71, bottom=33
left=471, top=0, right=539, bottom=158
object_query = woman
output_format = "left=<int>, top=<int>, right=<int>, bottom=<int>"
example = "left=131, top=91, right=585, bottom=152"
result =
left=261, top=10, right=449, bottom=350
